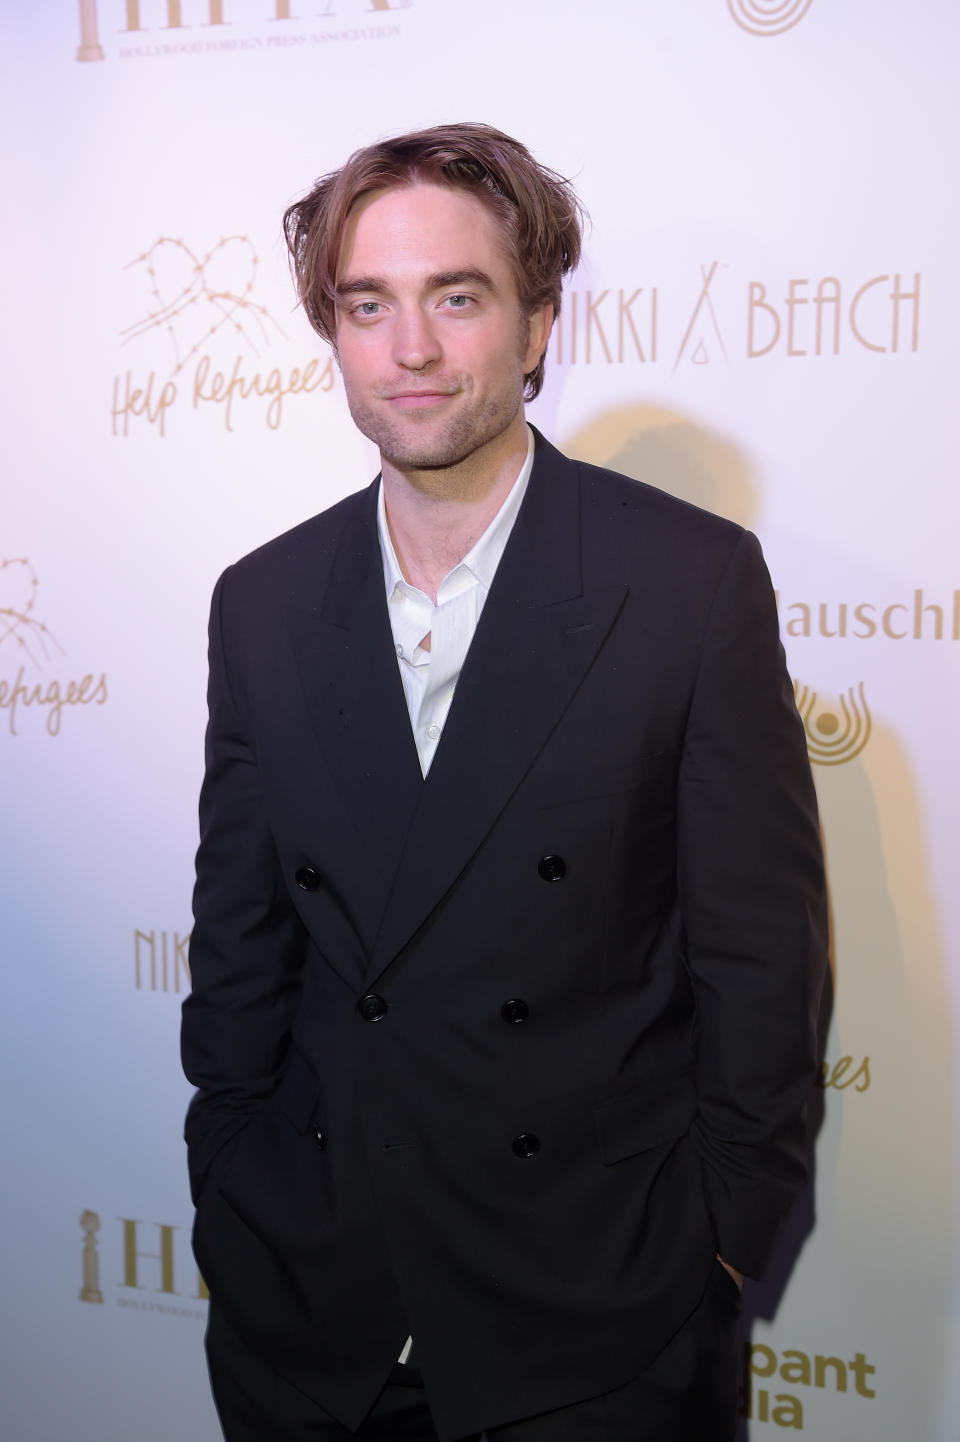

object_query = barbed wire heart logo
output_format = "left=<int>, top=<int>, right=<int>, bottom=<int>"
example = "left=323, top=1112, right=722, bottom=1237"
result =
left=0, top=558, right=64, bottom=668
left=121, top=235, right=286, bottom=379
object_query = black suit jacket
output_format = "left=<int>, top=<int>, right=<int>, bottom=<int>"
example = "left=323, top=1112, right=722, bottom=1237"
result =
left=182, top=429, right=827, bottom=1440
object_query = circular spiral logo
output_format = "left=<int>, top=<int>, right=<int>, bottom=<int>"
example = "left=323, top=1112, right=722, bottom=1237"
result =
left=727, top=0, right=813, bottom=37
left=793, top=681, right=872, bottom=767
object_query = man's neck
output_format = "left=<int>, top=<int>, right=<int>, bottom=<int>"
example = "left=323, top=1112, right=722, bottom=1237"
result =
left=381, top=416, right=530, bottom=602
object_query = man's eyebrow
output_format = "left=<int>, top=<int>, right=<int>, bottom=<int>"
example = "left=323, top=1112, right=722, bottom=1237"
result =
left=335, top=268, right=497, bottom=299
left=336, top=275, right=389, bottom=299
left=426, top=269, right=496, bottom=292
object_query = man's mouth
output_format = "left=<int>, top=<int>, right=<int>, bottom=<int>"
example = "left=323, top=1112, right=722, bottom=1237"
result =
left=381, top=385, right=460, bottom=409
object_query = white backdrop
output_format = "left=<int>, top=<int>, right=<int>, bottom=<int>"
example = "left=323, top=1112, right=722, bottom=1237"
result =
left=2, top=2, right=958, bottom=1438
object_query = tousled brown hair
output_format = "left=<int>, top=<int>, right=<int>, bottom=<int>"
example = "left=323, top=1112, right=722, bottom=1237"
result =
left=282, top=122, right=583, bottom=400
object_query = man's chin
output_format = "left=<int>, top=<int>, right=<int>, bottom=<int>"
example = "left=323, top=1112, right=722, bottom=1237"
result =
left=351, top=397, right=523, bottom=478
left=386, top=446, right=470, bottom=472
left=370, top=423, right=480, bottom=475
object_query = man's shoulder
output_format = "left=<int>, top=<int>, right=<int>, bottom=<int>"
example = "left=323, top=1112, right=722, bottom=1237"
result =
left=537, top=432, right=747, bottom=570
left=580, top=456, right=742, bottom=539
left=225, top=482, right=373, bottom=590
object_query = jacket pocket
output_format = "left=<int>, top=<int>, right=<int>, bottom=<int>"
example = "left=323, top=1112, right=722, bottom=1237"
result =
left=529, top=750, right=676, bottom=811
left=273, top=1050, right=324, bottom=1133
left=190, top=1116, right=252, bottom=1206
left=594, top=1066, right=696, bottom=1164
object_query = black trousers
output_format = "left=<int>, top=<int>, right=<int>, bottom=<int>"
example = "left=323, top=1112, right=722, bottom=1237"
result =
left=207, top=1262, right=741, bottom=1442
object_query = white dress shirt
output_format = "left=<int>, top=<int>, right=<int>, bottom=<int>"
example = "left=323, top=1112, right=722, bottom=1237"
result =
left=377, top=426, right=535, bottom=777
left=378, top=426, right=534, bottom=1370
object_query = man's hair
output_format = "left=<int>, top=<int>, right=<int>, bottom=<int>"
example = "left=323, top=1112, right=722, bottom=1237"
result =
left=282, top=122, right=583, bottom=400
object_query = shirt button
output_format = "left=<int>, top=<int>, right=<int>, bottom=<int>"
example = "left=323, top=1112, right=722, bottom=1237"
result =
left=426, top=724, right=441, bottom=741
left=395, top=643, right=403, bottom=657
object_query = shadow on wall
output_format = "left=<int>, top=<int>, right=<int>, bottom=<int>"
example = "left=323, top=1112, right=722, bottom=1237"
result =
left=735, top=716, right=954, bottom=1439
left=563, top=404, right=823, bottom=1433
left=560, top=405, right=761, bottom=531
left=559, top=411, right=955, bottom=1439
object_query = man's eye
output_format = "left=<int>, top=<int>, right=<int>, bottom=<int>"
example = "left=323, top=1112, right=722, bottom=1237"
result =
left=355, top=301, right=381, bottom=316
left=445, top=294, right=472, bottom=310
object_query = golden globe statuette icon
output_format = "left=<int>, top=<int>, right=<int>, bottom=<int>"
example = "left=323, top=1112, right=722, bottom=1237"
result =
left=79, top=1210, right=104, bottom=1304
left=76, top=0, right=104, bottom=61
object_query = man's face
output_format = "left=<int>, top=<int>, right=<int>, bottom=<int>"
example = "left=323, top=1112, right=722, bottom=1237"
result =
left=334, top=182, right=550, bottom=476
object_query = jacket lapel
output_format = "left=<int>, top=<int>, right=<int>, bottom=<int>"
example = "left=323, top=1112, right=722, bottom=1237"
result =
left=368, top=432, right=628, bottom=978
left=286, top=480, right=423, bottom=903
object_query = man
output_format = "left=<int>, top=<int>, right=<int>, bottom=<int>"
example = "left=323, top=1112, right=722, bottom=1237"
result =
left=182, top=123, right=827, bottom=1442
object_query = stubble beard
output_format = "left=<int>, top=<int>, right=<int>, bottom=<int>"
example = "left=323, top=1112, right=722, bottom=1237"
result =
left=345, top=382, right=523, bottom=481
left=341, top=315, right=534, bottom=489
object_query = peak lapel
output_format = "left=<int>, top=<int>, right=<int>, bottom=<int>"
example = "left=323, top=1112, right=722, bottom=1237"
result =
left=286, top=480, right=423, bottom=896
left=369, top=434, right=628, bottom=977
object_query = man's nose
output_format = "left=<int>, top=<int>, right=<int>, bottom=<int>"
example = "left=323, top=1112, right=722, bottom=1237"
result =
left=392, top=307, right=442, bottom=371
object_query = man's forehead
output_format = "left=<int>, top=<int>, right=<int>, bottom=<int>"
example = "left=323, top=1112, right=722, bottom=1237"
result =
left=337, top=181, right=509, bottom=282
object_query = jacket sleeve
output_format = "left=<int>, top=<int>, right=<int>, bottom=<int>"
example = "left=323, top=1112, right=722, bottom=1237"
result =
left=678, top=529, right=828, bottom=1277
left=181, top=566, right=308, bottom=1203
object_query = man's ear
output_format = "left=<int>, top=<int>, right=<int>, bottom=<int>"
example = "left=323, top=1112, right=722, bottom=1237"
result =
left=522, top=303, right=554, bottom=373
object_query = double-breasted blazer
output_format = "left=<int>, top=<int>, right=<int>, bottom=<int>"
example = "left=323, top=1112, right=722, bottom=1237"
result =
left=182, top=428, right=827, bottom=1440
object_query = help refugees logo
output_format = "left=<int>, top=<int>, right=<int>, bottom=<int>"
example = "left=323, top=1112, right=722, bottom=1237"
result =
left=0, top=557, right=63, bottom=668
left=794, top=680, right=871, bottom=766
left=121, top=235, right=284, bottom=382
left=727, top=0, right=813, bottom=37
left=112, top=234, right=334, bottom=436
left=0, top=557, right=108, bottom=736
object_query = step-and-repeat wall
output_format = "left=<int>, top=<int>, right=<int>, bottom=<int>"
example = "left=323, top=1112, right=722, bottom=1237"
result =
left=2, top=3, right=957, bottom=1438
